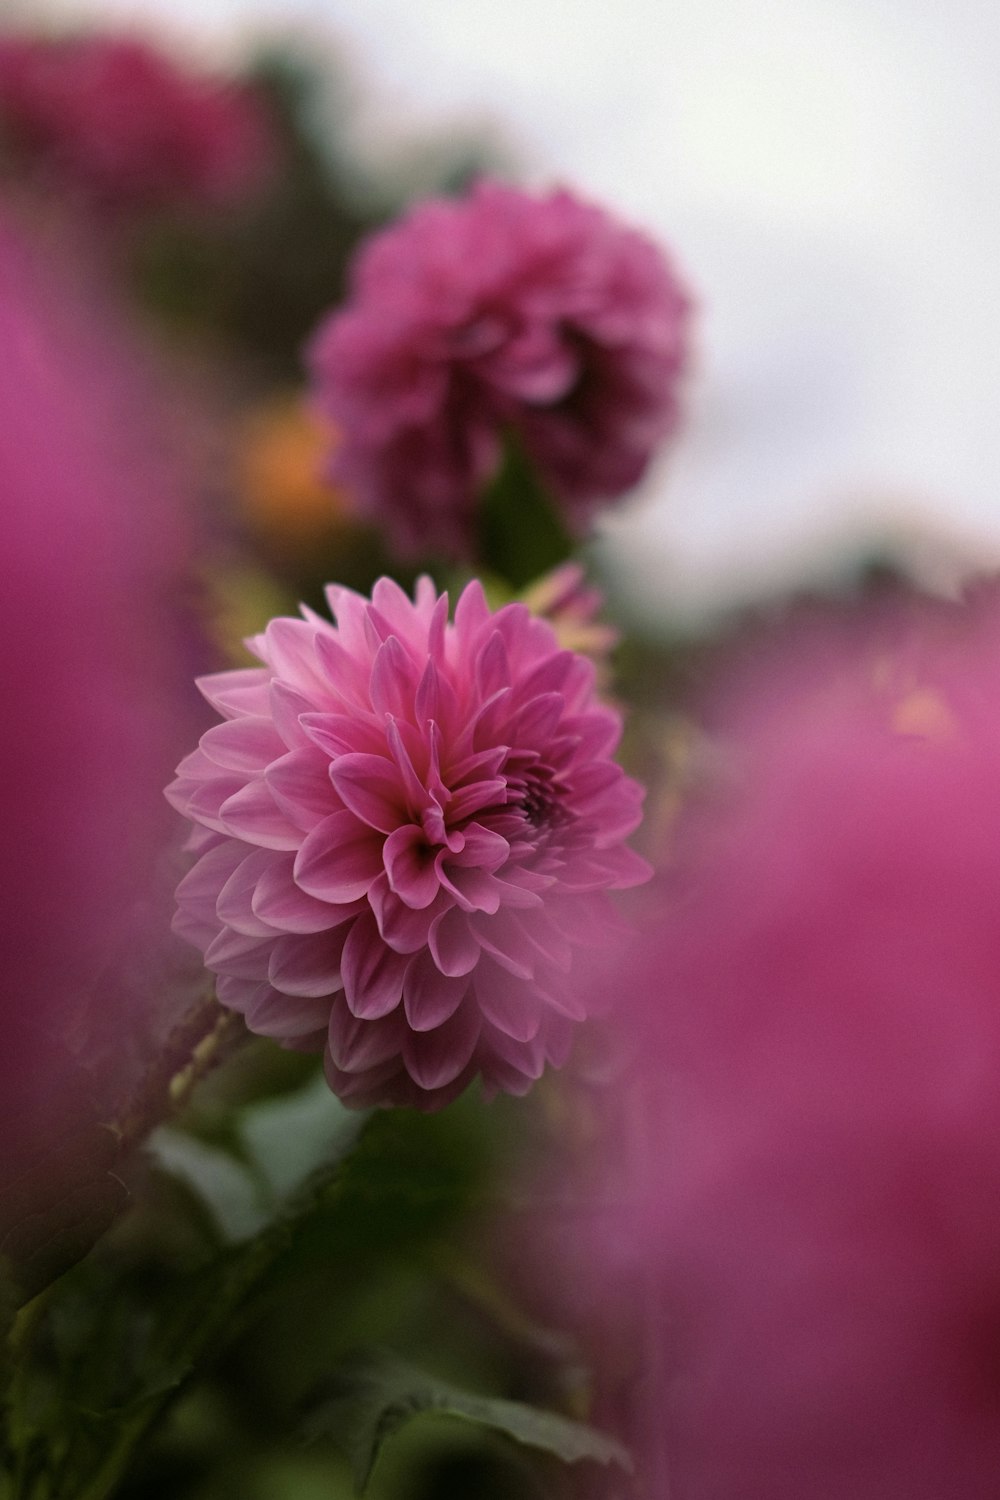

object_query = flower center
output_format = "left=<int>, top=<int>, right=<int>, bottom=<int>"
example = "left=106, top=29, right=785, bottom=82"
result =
left=509, top=765, right=568, bottom=834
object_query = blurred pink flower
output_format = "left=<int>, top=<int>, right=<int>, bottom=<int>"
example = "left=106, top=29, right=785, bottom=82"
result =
left=0, top=206, right=203, bottom=1280
left=0, top=31, right=273, bottom=211
left=308, top=180, right=691, bottom=558
left=589, top=603, right=1000, bottom=1498
left=166, top=576, right=650, bottom=1110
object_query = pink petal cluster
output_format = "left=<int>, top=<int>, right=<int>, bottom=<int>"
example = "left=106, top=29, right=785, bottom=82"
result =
left=308, top=180, right=691, bottom=558
left=559, top=601, right=1000, bottom=1498
left=166, top=577, right=650, bottom=1110
left=0, top=32, right=273, bottom=210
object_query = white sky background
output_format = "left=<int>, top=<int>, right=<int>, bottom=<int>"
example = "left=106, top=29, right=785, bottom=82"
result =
left=20, top=0, right=1000, bottom=621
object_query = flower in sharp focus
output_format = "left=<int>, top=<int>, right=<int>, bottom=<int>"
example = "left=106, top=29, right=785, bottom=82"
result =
left=307, top=179, right=691, bottom=559
left=166, top=577, right=650, bottom=1110
left=0, top=31, right=273, bottom=211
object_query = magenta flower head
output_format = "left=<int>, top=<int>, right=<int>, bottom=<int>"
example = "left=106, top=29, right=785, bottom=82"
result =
left=307, top=180, right=691, bottom=558
left=166, top=577, right=650, bottom=1110
left=0, top=31, right=273, bottom=211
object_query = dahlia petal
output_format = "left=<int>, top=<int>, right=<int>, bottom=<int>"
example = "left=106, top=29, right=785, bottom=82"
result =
left=453, top=577, right=491, bottom=644
left=341, top=911, right=410, bottom=1019
left=498, top=864, right=555, bottom=897
left=204, top=928, right=273, bottom=980
left=469, top=686, right=514, bottom=748
left=217, top=977, right=330, bottom=1039
left=449, top=823, right=510, bottom=870
left=170, top=745, right=225, bottom=785
left=516, top=650, right=578, bottom=701
left=199, top=716, right=286, bottom=774
left=473, top=959, right=541, bottom=1040
left=321, top=585, right=372, bottom=658
left=330, top=753, right=407, bottom=832
left=268, top=680, right=315, bottom=750
left=172, top=902, right=221, bottom=951
left=544, top=891, right=623, bottom=945
left=564, top=708, right=622, bottom=759
left=219, top=780, right=304, bottom=850
left=589, top=799, right=645, bottom=847
left=469, top=914, right=534, bottom=980
left=479, top=1017, right=548, bottom=1075
left=176, top=838, right=245, bottom=908
left=559, top=845, right=653, bottom=890
left=429, top=906, right=482, bottom=977
left=265, top=747, right=337, bottom=829
left=445, top=744, right=508, bottom=785
left=508, top=910, right=573, bottom=971
left=402, top=951, right=470, bottom=1031
left=479, top=1057, right=536, bottom=1099
left=446, top=777, right=508, bottom=823
left=369, top=872, right=447, bottom=952
left=251, top=857, right=351, bottom=934
left=384, top=823, right=440, bottom=909
left=385, top=718, right=436, bottom=811
left=402, top=999, right=480, bottom=1090
left=298, top=710, right=384, bottom=759
left=426, top=591, right=448, bottom=665
left=435, top=855, right=505, bottom=915
left=268, top=929, right=346, bottom=998
left=168, top=770, right=246, bottom=833
left=509, top=691, right=565, bottom=746
left=323, top=1053, right=408, bottom=1108
left=216, top=848, right=284, bottom=937
left=197, top=667, right=271, bottom=719
left=370, top=635, right=421, bottom=721
left=477, top=631, right=511, bottom=697
left=327, top=1000, right=408, bottom=1072
left=294, top=811, right=385, bottom=903
left=570, top=758, right=631, bottom=802
left=175, top=840, right=246, bottom=945
left=532, top=975, right=589, bottom=1021
left=371, top=577, right=437, bottom=657
left=415, top=657, right=458, bottom=733
left=261, top=617, right=335, bottom=700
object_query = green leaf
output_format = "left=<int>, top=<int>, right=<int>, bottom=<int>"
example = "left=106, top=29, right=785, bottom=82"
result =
left=7, top=1077, right=370, bottom=1500
left=146, top=1131, right=268, bottom=1244
left=148, top=1072, right=365, bottom=1245
left=477, top=435, right=575, bottom=587
left=1, top=1112, right=129, bottom=1309
left=300, top=1350, right=633, bottom=1492
left=237, top=1073, right=362, bottom=1202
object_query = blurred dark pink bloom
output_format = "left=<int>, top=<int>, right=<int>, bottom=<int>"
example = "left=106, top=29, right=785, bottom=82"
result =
left=166, top=577, right=650, bottom=1110
left=0, top=31, right=273, bottom=210
left=308, top=180, right=691, bottom=558
left=581, top=605, right=1000, bottom=1498
left=0, top=207, right=202, bottom=1275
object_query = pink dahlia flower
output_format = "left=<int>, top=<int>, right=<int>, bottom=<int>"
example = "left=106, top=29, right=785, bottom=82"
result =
left=308, top=180, right=691, bottom=558
left=166, top=577, right=650, bottom=1110
left=0, top=32, right=273, bottom=211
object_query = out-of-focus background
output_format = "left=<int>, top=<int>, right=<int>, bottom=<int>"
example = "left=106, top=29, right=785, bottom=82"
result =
left=16, top=0, right=1000, bottom=622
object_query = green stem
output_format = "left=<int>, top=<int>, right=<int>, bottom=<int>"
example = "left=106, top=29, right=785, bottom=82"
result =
left=113, top=995, right=246, bottom=1155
